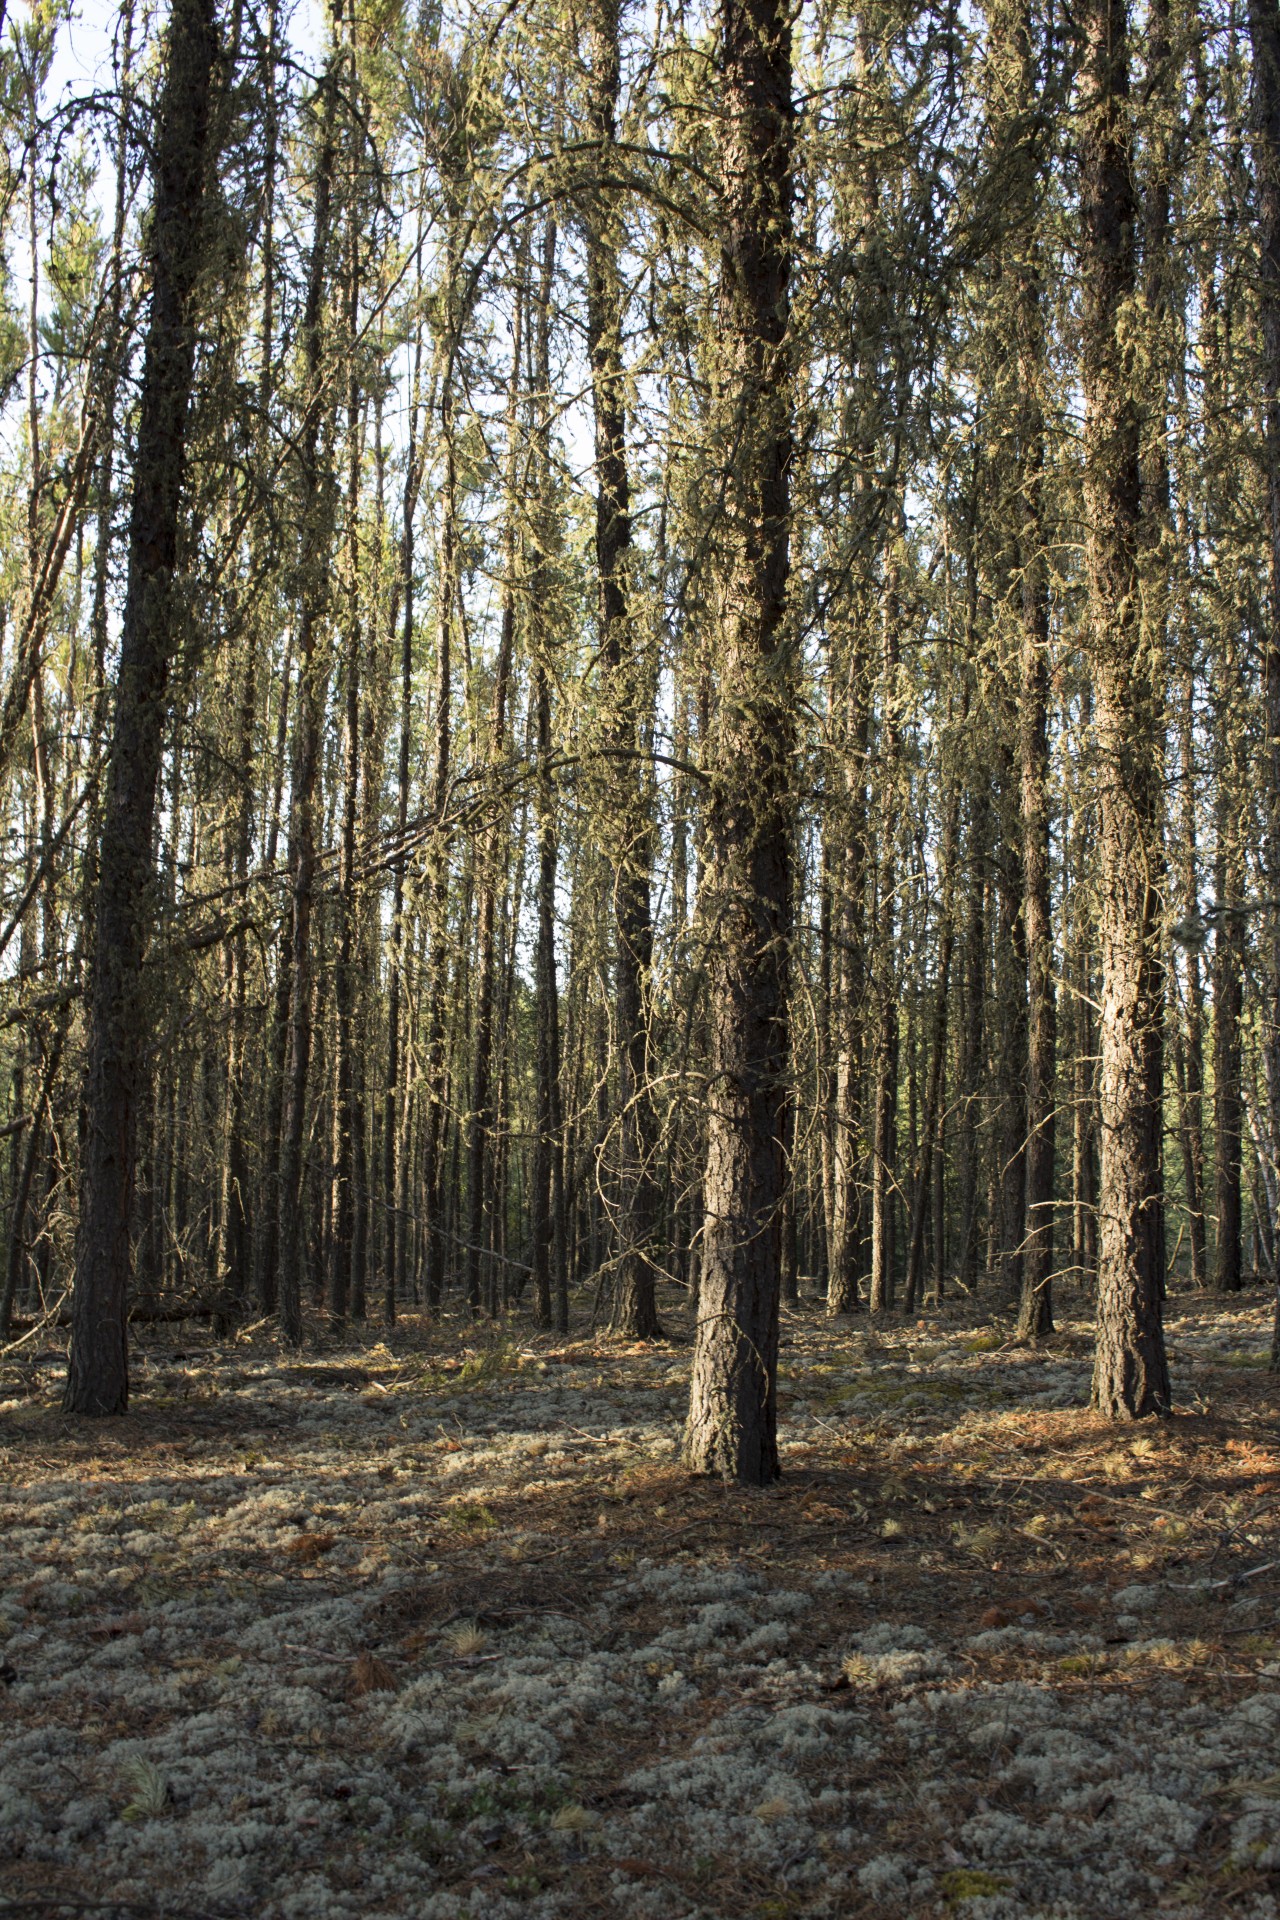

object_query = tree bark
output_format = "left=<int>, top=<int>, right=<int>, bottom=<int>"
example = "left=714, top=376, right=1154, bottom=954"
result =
left=1247, top=0, right=1280, bottom=1357
left=383, top=242, right=424, bottom=1327
left=905, top=785, right=960, bottom=1312
left=1016, top=255, right=1055, bottom=1342
left=64, top=0, right=217, bottom=1415
left=464, top=285, right=522, bottom=1316
left=276, top=36, right=340, bottom=1349
left=530, top=213, right=566, bottom=1335
left=1080, top=0, right=1171, bottom=1418
left=1213, top=746, right=1245, bottom=1293
left=682, top=0, right=794, bottom=1483
left=581, top=0, right=661, bottom=1339
left=826, top=645, right=869, bottom=1314
left=328, top=189, right=363, bottom=1328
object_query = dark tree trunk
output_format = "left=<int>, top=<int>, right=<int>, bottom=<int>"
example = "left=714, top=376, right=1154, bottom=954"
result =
left=582, top=0, right=660, bottom=1339
left=530, top=214, right=566, bottom=1335
left=1, top=1027, right=64, bottom=1339
left=64, top=0, right=217, bottom=1415
left=682, top=0, right=794, bottom=1483
left=1080, top=0, right=1170, bottom=1418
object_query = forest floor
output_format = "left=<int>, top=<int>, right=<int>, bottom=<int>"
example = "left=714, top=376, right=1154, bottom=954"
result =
left=3, top=1285, right=1280, bottom=1920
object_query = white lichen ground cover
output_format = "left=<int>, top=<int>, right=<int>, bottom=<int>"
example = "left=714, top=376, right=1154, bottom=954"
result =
left=3, top=1288, right=1280, bottom=1920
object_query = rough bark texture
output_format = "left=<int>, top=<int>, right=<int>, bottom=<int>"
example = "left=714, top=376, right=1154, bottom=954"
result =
left=64, top=0, right=217, bottom=1415
left=420, top=403, right=456, bottom=1315
left=1017, top=266, right=1055, bottom=1342
left=1081, top=0, right=1171, bottom=1419
left=582, top=0, right=661, bottom=1340
left=682, top=0, right=793, bottom=1484
left=905, top=786, right=959, bottom=1312
left=1174, top=650, right=1207, bottom=1289
left=465, top=296, right=521, bottom=1318
left=826, top=651, right=868, bottom=1315
left=531, top=215, right=565, bottom=1335
left=1247, top=0, right=1280, bottom=1361
left=1213, top=795, right=1244, bottom=1294
left=276, top=43, right=338, bottom=1349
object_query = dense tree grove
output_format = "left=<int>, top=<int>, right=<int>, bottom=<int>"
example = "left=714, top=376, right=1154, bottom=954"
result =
left=1, top=0, right=1277, bottom=1473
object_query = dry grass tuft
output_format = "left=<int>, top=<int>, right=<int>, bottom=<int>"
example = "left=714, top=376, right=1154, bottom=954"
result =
left=284, top=1529, right=336, bottom=1561
left=549, top=1802, right=598, bottom=1832
left=349, top=1650, right=398, bottom=1695
left=444, top=1620, right=487, bottom=1658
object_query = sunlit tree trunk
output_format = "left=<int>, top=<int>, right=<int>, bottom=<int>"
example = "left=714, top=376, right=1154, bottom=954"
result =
left=464, top=284, right=522, bottom=1316
left=1246, top=0, right=1280, bottom=1357
left=529, top=214, right=566, bottom=1334
left=276, top=33, right=339, bottom=1348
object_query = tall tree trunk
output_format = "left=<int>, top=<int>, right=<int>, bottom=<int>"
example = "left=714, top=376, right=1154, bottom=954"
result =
left=276, top=36, right=339, bottom=1349
left=905, top=783, right=960, bottom=1311
left=868, top=605, right=900, bottom=1316
left=464, top=286, right=522, bottom=1316
left=582, top=0, right=661, bottom=1339
left=1080, top=0, right=1170, bottom=1418
left=827, top=643, right=869, bottom=1314
left=1174, top=644, right=1207, bottom=1285
left=421, top=394, right=458, bottom=1313
left=214, top=0, right=276, bottom=1329
left=682, top=0, right=794, bottom=1483
left=65, top=0, right=217, bottom=1414
left=1248, top=0, right=1280, bottom=1360
left=1016, top=252, right=1055, bottom=1341
left=329, top=229, right=362, bottom=1327
left=383, top=252, right=424, bottom=1327
left=530, top=213, right=565, bottom=1334
left=1213, top=716, right=1245, bottom=1293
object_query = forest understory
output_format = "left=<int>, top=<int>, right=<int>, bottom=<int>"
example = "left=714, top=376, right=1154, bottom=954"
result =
left=3, top=1286, right=1280, bottom=1920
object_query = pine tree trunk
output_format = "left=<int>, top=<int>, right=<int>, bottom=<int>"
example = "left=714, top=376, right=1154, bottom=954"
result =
left=682, top=0, right=794, bottom=1483
left=421, top=403, right=457, bottom=1314
left=329, top=219, right=363, bottom=1328
left=277, top=45, right=339, bottom=1349
left=1248, top=0, right=1280, bottom=1361
left=383, top=289, right=423, bottom=1328
left=530, top=214, right=564, bottom=1334
left=1213, top=748, right=1245, bottom=1293
left=1174, top=648, right=1207, bottom=1286
left=869, top=631, right=900, bottom=1317
left=1081, top=0, right=1170, bottom=1418
left=581, top=0, right=660, bottom=1339
left=1017, top=261, right=1055, bottom=1341
left=464, top=287, right=522, bottom=1316
left=827, top=648, right=868, bottom=1314
left=905, top=786, right=959, bottom=1312
left=64, top=0, right=217, bottom=1415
